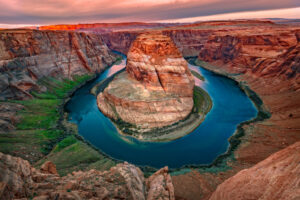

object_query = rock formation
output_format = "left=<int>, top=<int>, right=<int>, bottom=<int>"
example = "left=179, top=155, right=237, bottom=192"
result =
left=0, top=29, right=118, bottom=100
left=100, top=20, right=300, bottom=58
left=0, top=152, right=175, bottom=200
left=209, top=141, right=300, bottom=200
left=97, top=32, right=194, bottom=131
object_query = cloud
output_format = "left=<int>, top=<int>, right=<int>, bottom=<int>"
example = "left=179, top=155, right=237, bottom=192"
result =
left=0, top=0, right=299, bottom=24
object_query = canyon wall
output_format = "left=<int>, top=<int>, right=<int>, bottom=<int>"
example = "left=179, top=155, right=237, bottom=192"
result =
left=0, top=29, right=118, bottom=100
left=209, top=141, right=300, bottom=200
left=100, top=22, right=300, bottom=58
left=197, top=27, right=300, bottom=75
left=101, top=29, right=218, bottom=57
left=101, top=31, right=139, bottom=54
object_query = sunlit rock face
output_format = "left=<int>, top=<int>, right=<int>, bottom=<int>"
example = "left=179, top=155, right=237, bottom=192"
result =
left=97, top=32, right=194, bottom=129
left=126, top=32, right=194, bottom=96
left=209, top=141, right=300, bottom=200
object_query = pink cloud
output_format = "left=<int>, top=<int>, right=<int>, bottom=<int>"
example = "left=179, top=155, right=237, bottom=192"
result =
left=0, top=0, right=299, bottom=24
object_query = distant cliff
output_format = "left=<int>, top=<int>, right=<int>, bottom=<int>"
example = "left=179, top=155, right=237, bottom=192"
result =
left=0, top=29, right=119, bottom=100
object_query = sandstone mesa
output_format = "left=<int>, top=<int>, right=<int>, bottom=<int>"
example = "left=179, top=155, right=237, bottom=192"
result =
left=97, top=32, right=195, bottom=132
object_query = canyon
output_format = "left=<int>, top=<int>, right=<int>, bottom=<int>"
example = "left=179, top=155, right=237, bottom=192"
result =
left=97, top=32, right=197, bottom=140
left=0, top=20, right=299, bottom=199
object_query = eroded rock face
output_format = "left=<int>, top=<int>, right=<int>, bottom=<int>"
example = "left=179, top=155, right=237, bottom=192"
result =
left=98, top=32, right=194, bottom=130
left=209, top=141, right=300, bottom=200
left=147, top=166, right=175, bottom=200
left=0, top=152, right=175, bottom=200
left=0, top=152, right=33, bottom=199
left=197, top=29, right=300, bottom=75
left=0, top=29, right=118, bottom=100
left=126, top=32, right=194, bottom=96
left=40, top=161, right=58, bottom=175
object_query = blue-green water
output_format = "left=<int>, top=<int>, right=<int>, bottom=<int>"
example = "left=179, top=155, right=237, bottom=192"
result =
left=65, top=56, right=257, bottom=168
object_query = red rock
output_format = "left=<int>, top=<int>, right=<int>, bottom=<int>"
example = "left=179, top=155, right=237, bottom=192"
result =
left=40, top=161, right=58, bottom=175
left=209, top=141, right=300, bottom=200
left=97, top=32, right=194, bottom=130
left=147, top=166, right=175, bottom=200
left=0, top=29, right=119, bottom=100
left=126, top=32, right=194, bottom=96
left=0, top=152, right=175, bottom=200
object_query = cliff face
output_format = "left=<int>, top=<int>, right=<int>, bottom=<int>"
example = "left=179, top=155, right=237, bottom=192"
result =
left=0, top=152, right=175, bottom=200
left=209, top=141, right=300, bottom=200
left=98, top=32, right=194, bottom=130
left=0, top=29, right=118, bottom=100
left=197, top=29, right=299, bottom=75
left=100, top=23, right=300, bottom=58
left=101, top=31, right=139, bottom=54
left=126, top=32, right=194, bottom=96
left=101, top=30, right=210, bottom=57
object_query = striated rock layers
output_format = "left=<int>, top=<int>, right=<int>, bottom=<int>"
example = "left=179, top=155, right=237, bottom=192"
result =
left=209, top=141, right=300, bottom=200
left=97, top=32, right=194, bottom=130
left=0, top=152, right=175, bottom=200
left=0, top=29, right=118, bottom=100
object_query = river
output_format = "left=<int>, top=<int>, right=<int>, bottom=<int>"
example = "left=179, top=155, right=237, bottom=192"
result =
left=65, top=55, right=257, bottom=168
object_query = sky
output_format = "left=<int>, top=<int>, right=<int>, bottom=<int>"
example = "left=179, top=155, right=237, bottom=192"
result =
left=0, top=0, right=299, bottom=27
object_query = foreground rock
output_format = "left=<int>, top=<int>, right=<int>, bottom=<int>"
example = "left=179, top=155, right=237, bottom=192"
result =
left=97, top=32, right=194, bottom=133
left=0, top=29, right=118, bottom=100
left=0, top=152, right=175, bottom=200
left=209, top=141, right=300, bottom=200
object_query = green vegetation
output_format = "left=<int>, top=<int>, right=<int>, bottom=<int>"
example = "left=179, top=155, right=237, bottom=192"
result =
left=37, top=140, right=115, bottom=176
left=0, top=74, right=117, bottom=175
left=193, top=86, right=212, bottom=115
left=191, top=70, right=205, bottom=81
left=53, top=135, right=77, bottom=152
left=108, top=85, right=213, bottom=142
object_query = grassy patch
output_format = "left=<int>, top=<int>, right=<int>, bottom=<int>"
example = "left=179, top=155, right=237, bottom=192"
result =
left=0, top=130, right=62, bottom=163
left=53, top=135, right=77, bottom=152
left=37, top=140, right=115, bottom=176
left=0, top=74, right=111, bottom=167
left=191, top=70, right=205, bottom=81
left=193, top=86, right=212, bottom=115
